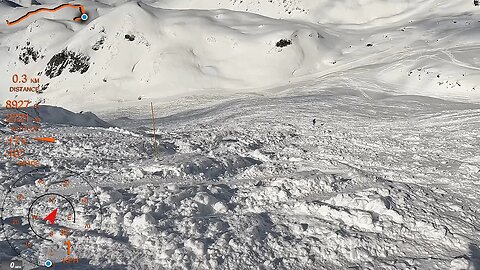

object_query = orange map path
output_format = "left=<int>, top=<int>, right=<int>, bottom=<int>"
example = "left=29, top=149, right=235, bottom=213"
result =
left=6, top=3, right=86, bottom=26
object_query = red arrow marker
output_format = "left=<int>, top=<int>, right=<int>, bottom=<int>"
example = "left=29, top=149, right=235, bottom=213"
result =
left=43, top=208, right=58, bottom=225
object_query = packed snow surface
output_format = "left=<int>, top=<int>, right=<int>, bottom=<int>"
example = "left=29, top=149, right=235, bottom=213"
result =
left=2, top=91, right=480, bottom=269
left=0, top=0, right=480, bottom=269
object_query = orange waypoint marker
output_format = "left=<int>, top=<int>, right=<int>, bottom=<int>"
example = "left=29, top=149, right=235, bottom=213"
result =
left=6, top=4, right=87, bottom=26
left=33, top=137, right=56, bottom=143
left=44, top=208, right=58, bottom=225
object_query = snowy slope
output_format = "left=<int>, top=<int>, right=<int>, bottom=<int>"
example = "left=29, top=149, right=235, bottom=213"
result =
left=0, top=0, right=480, bottom=111
left=0, top=1, right=341, bottom=109
left=149, top=0, right=474, bottom=25
left=1, top=0, right=480, bottom=269
left=1, top=90, right=480, bottom=269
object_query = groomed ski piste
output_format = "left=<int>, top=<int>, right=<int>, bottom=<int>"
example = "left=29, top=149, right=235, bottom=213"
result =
left=0, top=0, right=480, bottom=269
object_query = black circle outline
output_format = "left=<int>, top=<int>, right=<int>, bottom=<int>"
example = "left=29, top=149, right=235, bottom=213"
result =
left=27, top=192, right=76, bottom=241
left=0, top=171, right=104, bottom=267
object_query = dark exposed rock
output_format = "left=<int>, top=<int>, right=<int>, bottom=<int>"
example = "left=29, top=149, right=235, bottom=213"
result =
left=39, top=83, right=49, bottom=93
left=19, top=46, right=42, bottom=64
left=276, top=39, right=292, bottom=48
left=92, top=36, right=106, bottom=51
left=45, top=49, right=90, bottom=78
left=125, top=34, right=135, bottom=41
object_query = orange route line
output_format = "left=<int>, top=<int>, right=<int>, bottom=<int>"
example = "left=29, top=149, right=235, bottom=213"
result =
left=6, top=3, right=86, bottom=26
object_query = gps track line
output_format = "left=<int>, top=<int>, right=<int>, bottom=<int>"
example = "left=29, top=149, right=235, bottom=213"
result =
left=6, top=3, right=87, bottom=26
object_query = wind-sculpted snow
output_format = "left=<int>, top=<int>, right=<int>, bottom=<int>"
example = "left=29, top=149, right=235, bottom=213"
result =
left=1, top=92, right=479, bottom=269
left=148, top=0, right=473, bottom=24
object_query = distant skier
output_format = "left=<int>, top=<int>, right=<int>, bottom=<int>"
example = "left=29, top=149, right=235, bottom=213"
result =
left=313, top=118, right=316, bottom=126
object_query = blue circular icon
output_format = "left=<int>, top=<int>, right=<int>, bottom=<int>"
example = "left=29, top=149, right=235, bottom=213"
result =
left=81, top=13, right=88, bottom=21
left=44, top=260, right=53, bottom=268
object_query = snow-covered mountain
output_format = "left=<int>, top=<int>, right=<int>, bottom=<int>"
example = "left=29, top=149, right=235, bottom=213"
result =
left=149, top=0, right=474, bottom=24
left=1, top=1, right=480, bottom=270
left=1, top=0, right=479, bottom=111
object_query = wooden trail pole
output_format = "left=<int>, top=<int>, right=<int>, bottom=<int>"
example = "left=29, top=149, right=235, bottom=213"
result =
left=151, top=102, right=157, bottom=158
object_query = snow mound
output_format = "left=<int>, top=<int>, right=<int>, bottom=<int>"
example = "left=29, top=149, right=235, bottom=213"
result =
left=1, top=94, right=480, bottom=269
left=0, top=105, right=111, bottom=128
